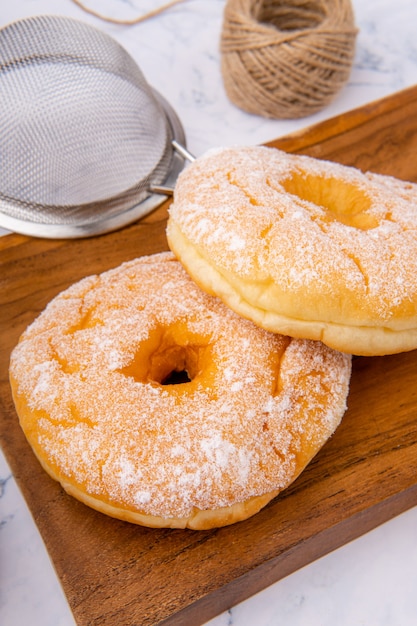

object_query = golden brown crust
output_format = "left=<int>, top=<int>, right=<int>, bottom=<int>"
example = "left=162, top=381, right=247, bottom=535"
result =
left=9, top=252, right=351, bottom=529
left=167, top=146, right=417, bottom=356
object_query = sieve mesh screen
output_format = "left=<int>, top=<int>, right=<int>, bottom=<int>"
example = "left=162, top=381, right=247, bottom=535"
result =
left=0, top=15, right=185, bottom=236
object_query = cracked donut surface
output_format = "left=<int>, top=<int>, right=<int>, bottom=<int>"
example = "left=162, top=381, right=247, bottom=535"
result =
left=9, top=252, right=351, bottom=529
left=167, top=146, right=417, bottom=356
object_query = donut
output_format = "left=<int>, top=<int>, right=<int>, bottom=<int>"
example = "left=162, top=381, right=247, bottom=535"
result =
left=167, top=146, right=417, bottom=356
left=9, top=252, right=351, bottom=529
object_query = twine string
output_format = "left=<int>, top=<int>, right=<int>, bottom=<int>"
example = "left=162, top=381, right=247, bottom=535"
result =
left=71, top=0, right=187, bottom=26
left=220, top=0, right=358, bottom=119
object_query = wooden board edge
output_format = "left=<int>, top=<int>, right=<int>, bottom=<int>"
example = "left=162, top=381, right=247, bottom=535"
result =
left=266, top=84, right=417, bottom=153
left=159, top=484, right=417, bottom=626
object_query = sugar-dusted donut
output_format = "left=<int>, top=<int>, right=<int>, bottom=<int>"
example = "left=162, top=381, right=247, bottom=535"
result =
left=167, top=146, right=417, bottom=356
left=9, top=252, right=351, bottom=529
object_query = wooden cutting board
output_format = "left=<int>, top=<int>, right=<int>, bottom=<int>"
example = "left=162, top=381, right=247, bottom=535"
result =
left=1, top=85, right=417, bottom=626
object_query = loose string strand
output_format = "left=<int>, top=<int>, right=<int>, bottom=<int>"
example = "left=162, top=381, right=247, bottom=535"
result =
left=71, top=0, right=187, bottom=26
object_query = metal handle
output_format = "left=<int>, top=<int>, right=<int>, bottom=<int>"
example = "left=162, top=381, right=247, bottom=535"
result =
left=172, top=140, right=195, bottom=163
left=149, top=141, right=195, bottom=196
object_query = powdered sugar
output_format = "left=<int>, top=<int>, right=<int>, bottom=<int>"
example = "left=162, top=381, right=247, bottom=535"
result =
left=10, top=252, right=351, bottom=520
left=168, top=146, right=417, bottom=328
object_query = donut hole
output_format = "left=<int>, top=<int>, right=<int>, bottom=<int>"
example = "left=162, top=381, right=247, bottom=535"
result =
left=119, top=325, right=213, bottom=389
left=161, top=369, right=191, bottom=385
left=148, top=344, right=202, bottom=386
left=254, top=1, right=326, bottom=32
left=282, top=173, right=379, bottom=230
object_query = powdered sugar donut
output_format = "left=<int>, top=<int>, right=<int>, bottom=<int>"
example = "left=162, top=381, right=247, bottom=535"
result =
left=9, top=252, right=351, bottom=529
left=167, top=146, right=417, bottom=356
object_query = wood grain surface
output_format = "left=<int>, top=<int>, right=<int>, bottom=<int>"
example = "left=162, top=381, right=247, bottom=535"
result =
left=1, top=85, right=417, bottom=626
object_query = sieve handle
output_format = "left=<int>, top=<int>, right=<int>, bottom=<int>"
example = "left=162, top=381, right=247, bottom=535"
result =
left=172, top=140, right=195, bottom=163
left=149, top=141, right=195, bottom=196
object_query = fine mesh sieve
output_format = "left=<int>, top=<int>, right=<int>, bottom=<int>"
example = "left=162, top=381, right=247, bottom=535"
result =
left=0, top=14, right=191, bottom=238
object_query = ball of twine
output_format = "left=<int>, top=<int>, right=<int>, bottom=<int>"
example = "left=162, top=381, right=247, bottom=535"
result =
left=220, top=0, right=358, bottom=119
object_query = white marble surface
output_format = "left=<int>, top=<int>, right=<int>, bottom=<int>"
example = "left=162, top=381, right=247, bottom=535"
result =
left=1, top=1, right=417, bottom=624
